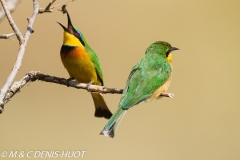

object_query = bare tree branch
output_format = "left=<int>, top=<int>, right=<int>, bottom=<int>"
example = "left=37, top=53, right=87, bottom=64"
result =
left=0, top=1, right=173, bottom=115
left=38, top=0, right=56, bottom=13
left=0, top=0, right=21, bottom=21
left=38, top=0, right=75, bottom=14
left=0, top=0, right=39, bottom=113
left=0, top=0, right=77, bottom=114
left=0, top=32, right=15, bottom=40
left=1, top=71, right=174, bottom=113
left=53, top=0, right=75, bottom=8
left=0, top=0, right=23, bottom=43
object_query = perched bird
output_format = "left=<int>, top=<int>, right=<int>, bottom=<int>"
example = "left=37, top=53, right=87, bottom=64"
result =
left=57, top=11, right=112, bottom=119
left=100, top=41, right=179, bottom=138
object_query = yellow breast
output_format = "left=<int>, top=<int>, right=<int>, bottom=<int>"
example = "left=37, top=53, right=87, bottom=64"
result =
left=61, top=47, right=99, bottom=85
left=149, top=75, right=172, bottom=100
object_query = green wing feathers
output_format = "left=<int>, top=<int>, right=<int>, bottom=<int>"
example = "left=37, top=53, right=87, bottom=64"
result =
left=120, top=52, right=172, bottom=110
left=85, top=45, right=104, bottom=85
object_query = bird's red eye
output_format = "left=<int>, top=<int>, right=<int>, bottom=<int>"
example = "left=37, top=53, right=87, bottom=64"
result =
left=75, top=32, right=80, bottom=38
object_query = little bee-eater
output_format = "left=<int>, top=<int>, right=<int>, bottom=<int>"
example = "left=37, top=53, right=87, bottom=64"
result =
left=57, top=11, right=112, bottom=119
left=100, top=41, right=179, bottom=138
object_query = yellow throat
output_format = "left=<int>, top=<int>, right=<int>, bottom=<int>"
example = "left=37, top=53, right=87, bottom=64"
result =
left=167, top=53, right=172, bottom=63
left=63, top=31, right=81, bottom=46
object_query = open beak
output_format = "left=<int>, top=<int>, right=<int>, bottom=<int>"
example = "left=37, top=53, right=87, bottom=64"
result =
left=66, top=11, right=75, bottom=35
left=57, top=10, right=75, bottom=35
left=57, top=22, right=68, bottom=32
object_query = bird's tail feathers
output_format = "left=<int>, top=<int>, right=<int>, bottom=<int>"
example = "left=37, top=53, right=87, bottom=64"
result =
left=100, top=107, right=127, bottom=138
left=91, top=93, right=113, bottom=119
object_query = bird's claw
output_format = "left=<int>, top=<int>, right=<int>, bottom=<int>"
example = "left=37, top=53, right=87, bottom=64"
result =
left=168, top=93, right=174, bottom=98
left=87, top=81, right=93, bottom=91
left=66, top=77, right=75, bottom=87
left=160, top=92, right=174, bottom=98
left=165, top=93, right=174, bottom=98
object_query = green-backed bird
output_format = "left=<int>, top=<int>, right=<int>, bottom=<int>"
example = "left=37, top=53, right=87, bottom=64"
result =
left=57, top=11, right=112, bottom=119
left=100, top=41, right=179, bottom=138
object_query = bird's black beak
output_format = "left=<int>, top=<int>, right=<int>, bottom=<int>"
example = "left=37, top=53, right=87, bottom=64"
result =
left=57, top=10, right=75, bottom=35
left=66, top=11, right=75, bottom=35
left=57, top=22, right=68, bottom=32
left=171, top=47, right=179, bottom=51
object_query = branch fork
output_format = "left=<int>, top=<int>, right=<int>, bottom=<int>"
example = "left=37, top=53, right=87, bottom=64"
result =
left=0, top=1, right=174, bottom=115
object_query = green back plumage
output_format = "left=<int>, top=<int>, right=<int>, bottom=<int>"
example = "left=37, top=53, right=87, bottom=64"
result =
left=119, top=41, right=172, bottom=109
left=100, top=41, right=179, bottom=138
left=74, top=28, right=104, bottom=85
left=85, top=42, right=104, bottom=85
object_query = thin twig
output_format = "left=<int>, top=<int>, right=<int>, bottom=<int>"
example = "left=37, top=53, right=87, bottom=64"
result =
left=0, top=0, right=39, bottom=113
left=51, top=0, right=75, bottom=10
left=38, top=0, right=56, bottom=13
left=0, top=0, right=23, bottom=43
left=0, top=0, right=76, bottom=114
left=54, top=0, right=75, bottom=8
left=0, top=32, right=15, bottom=40
left=0, top=0, right=21, bottom=22
left=44, top=0, right=56, bottom=11
left=1, top=71, right=174, bottom=113
left=38, top=0, right=75, bottom=14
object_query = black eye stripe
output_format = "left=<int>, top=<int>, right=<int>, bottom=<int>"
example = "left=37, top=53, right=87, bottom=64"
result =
left=166, top=49, right=171, bottom=57
left=74, top=32, right=85, bottom=46
left=79, top=38, right=85, bottom=46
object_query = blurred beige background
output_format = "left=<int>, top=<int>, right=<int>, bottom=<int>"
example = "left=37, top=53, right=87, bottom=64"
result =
left=1, top=0, right=240, bottom=160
